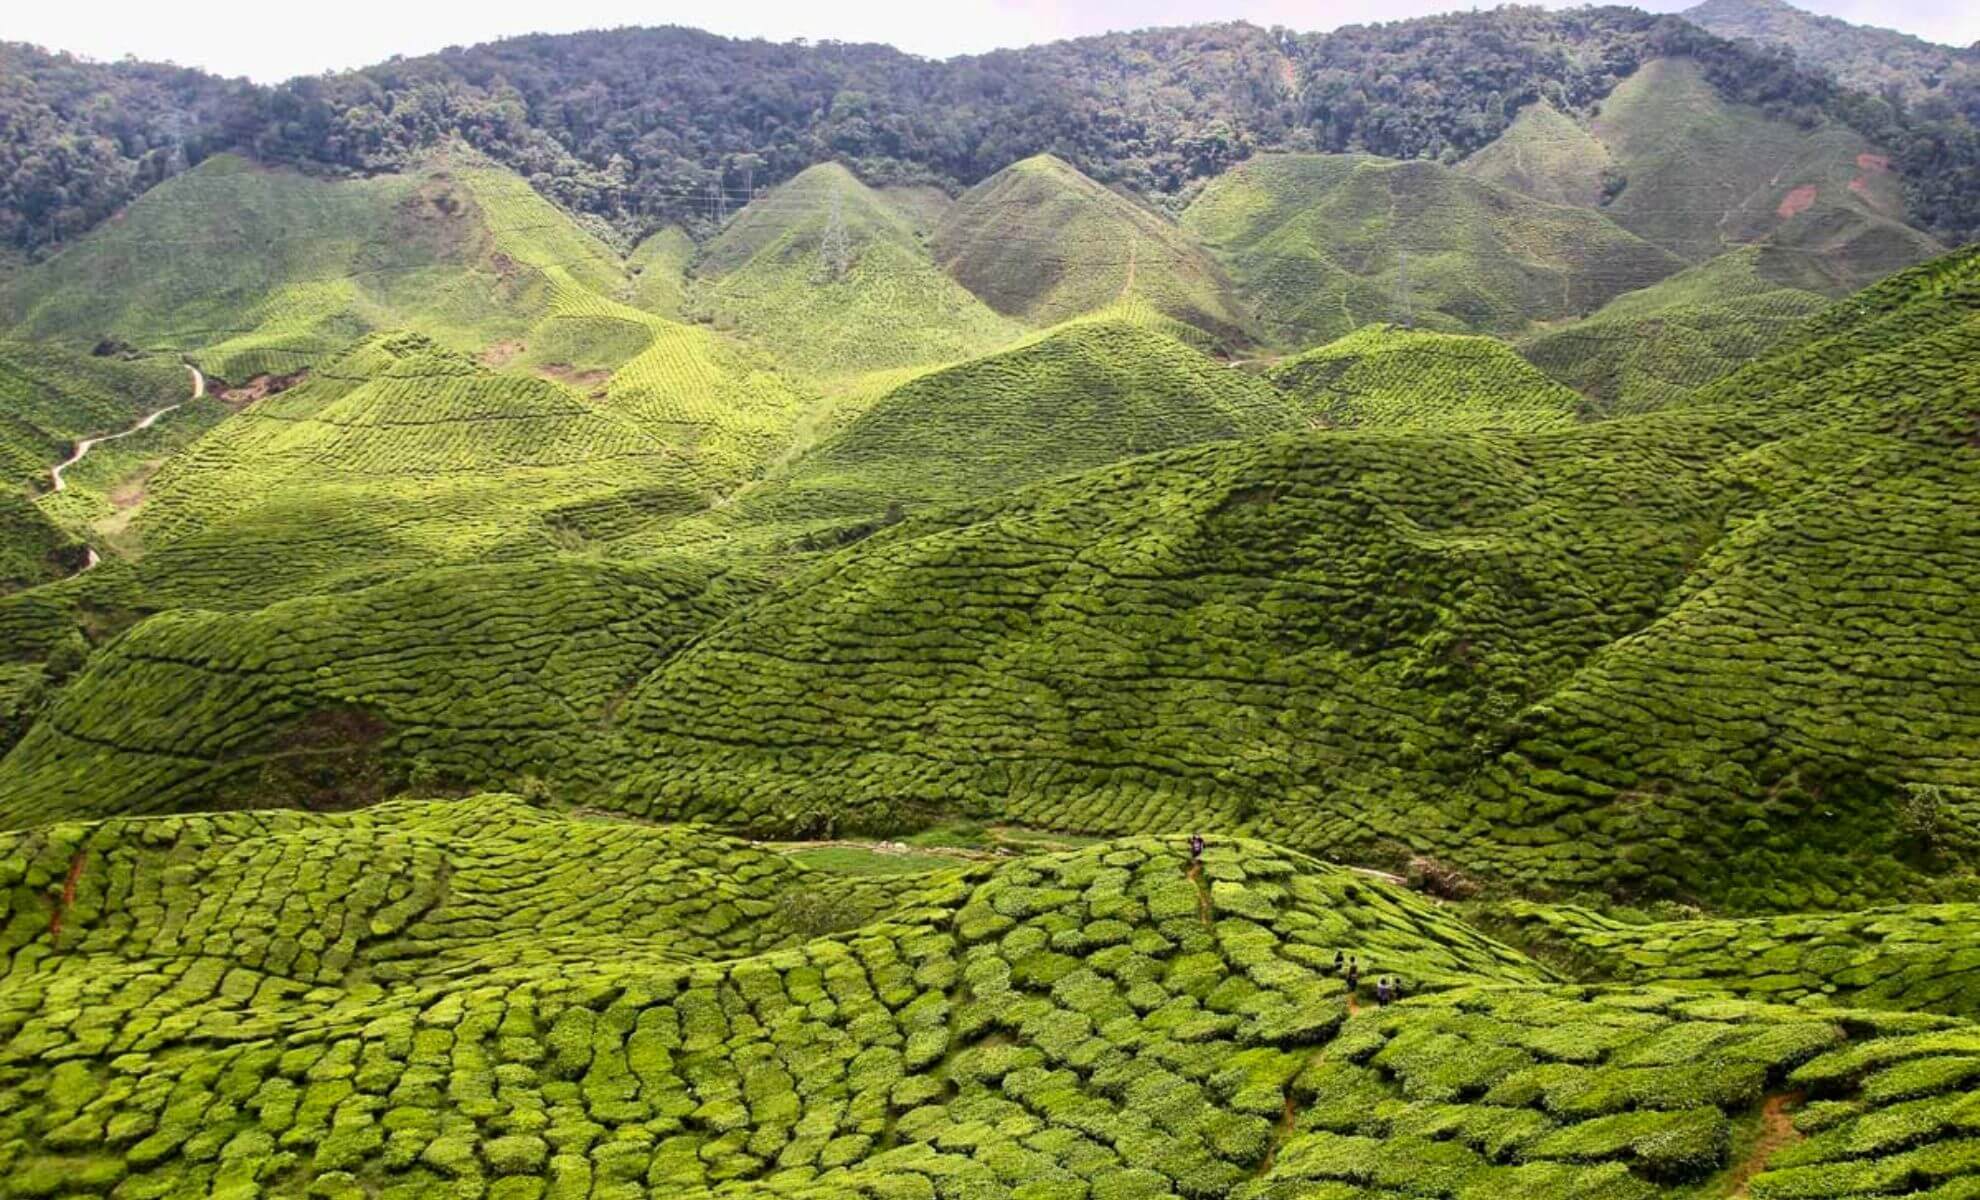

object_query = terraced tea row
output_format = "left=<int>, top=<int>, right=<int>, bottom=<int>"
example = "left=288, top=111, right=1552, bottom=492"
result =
left=1489, top=901, right=1980, bottom=1019
left=3, top=802, right=1978, bottom=1198
left=1268, top=327, right=1584, bottom=431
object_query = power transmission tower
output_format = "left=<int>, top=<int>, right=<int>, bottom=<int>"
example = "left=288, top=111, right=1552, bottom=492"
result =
left=819, top=188, right=852, bottom=282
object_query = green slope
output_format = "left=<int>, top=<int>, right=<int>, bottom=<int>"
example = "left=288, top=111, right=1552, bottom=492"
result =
left=1517, top=246, right=1833, bottom=415
left=591, top=244, right=1980, bottom=911
left=0, top=149, right=631, bottom=381
left=0, top=342, right=192, bottom=591
left=0, top=316, right=1297, bottom=819
left=0, top=555, right=761, bottom=828
left=1458, top=98, right=1617, bottom=209
left=626, top=224, right=695, bottom=319
left=1182, top=153, right=1683, bottom=349
left=4, top=800, right=1979, bottom=1198
left=1588, top=57, right=1942, bottom=286
left=1488, top=899, right=1980, bottom=1018
left=1267, top=325, right=1584, bottom=431
left=934, top=154, right=1254, bottom=345
left=118, top=330, right=800, bottom=609
left=693, top=163, right=1022, bottom=379
left=766, top=315, right=1298, bottom=515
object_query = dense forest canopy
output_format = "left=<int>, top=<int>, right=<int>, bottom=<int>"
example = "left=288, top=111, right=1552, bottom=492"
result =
left=5, top=4, right=1979, bottom=257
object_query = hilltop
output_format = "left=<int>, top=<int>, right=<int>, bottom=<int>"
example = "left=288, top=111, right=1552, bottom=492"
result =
left=1685, top=0, right=1978, bottom=101
left=0, top=150, right=631, bottom=383
left=691, top=163, right=1021, bottom=379
left=934, top=155, right=1253, bottom=345
left=1183, top=153, right=1682, bottom=348
left=1268, top=326, right=1585, bottom=431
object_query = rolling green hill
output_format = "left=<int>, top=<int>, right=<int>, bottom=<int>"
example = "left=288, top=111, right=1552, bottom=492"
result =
left=0, top=316, right=1298, bottom=817
left=761, top=315, right=1298, bottom=517
left=1517, top=247, right=1833, bottom=415
left=934, top=155, right=1254, bottom=344
left=0, top=150, right=631, bottom=382
left=1457, top=99, right=1618, bottom=210
left=590, top=243, right=1980, bottom=911
left=3, top=799, right=1979, bottom=1199
left=1587, top=58, right=1942, bottom=287
left=0, top=343, right=191, bottom=592
left=117, top=330, right=800, bottom=610
left=1181, top=153, right=1684, bottom=349
left=1267, top=326, right=1584, bottom=432
left=692, top=163, right=1022, bottom=379
left=5, top=248, right=1975, bottom=910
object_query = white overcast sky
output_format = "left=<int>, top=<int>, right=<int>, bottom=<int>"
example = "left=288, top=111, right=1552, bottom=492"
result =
left=9, top=0, right=1977, bottom=83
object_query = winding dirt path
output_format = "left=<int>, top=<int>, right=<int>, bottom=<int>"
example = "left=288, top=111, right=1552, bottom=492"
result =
left=1728, top=1093, right=1804, bottom=1197
left=50, top=364, right=201, bottom=493
left=46, top=364, right=201, bottom=575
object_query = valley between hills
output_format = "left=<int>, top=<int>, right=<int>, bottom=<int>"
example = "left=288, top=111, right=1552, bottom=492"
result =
left=0, top=3, right=1977, bottom=1196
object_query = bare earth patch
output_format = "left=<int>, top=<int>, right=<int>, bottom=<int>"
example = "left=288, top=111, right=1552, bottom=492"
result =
left=480, top=339, right=525, bottom=368
left=1776, top=185, right=1818, bottom=219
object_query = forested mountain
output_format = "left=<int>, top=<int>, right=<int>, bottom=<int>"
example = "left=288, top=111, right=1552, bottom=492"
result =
left=6, top=3, right=1980, bottom=260
left=1686, top=0, right=1978, bottom=102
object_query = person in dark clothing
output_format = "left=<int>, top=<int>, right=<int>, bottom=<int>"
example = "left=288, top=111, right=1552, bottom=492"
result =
left=1375, top=978, right=1392, bottom=1005
left=1345, top=957, right=1360, bottom=992
left=1189, top=833, right=1205, bottom=862
left=1391, top=977, right=1404, bottom=1002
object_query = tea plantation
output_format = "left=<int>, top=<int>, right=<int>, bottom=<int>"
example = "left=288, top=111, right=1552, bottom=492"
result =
left=1181, top=153, right=1683, bottom=349
left=0, top=66, right=1977, bottom=1199
left=934, top=155, right=1254, bottom=347
left=4, top=799, right=1979, bottom=1198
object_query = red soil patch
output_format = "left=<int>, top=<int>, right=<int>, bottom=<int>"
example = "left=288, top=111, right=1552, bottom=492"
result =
left=220, top=369, right=308, bottom=408
left=1776, top=185, right=1818, bottom=219
left=1856, top=153, right=1890, bottom=172
left=48, top=851, right=86, bottom=944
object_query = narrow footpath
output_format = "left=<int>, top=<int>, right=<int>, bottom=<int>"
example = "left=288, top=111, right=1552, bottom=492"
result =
left=47, top=363, right=202, bottom=575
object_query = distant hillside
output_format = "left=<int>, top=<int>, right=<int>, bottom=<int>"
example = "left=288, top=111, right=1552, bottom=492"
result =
left=1685, top=0, right=1978, bottom=102
left=1518, top=246, right=1831, bottom=413
left=10, top=4, right=1980, bottom=258
left=692, top=163, right=1020, bottom=378
left=0, top=150, right=630, bottom=381
left=1267, top=326, right=1584, bottom=431
left=1589, top=58, right=1941, bottom=283
left=933, top=156, right=1252, bottom=344
left=1183, top=153, right=1682, bottom=348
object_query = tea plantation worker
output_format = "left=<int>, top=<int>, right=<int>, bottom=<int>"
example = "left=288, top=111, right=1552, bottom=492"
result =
left=1345, top=957, right=1360, bottom=991
left=1190, top=833, right=1205, bottom=862
left=1375, top=978, right=1392, bottom=1006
